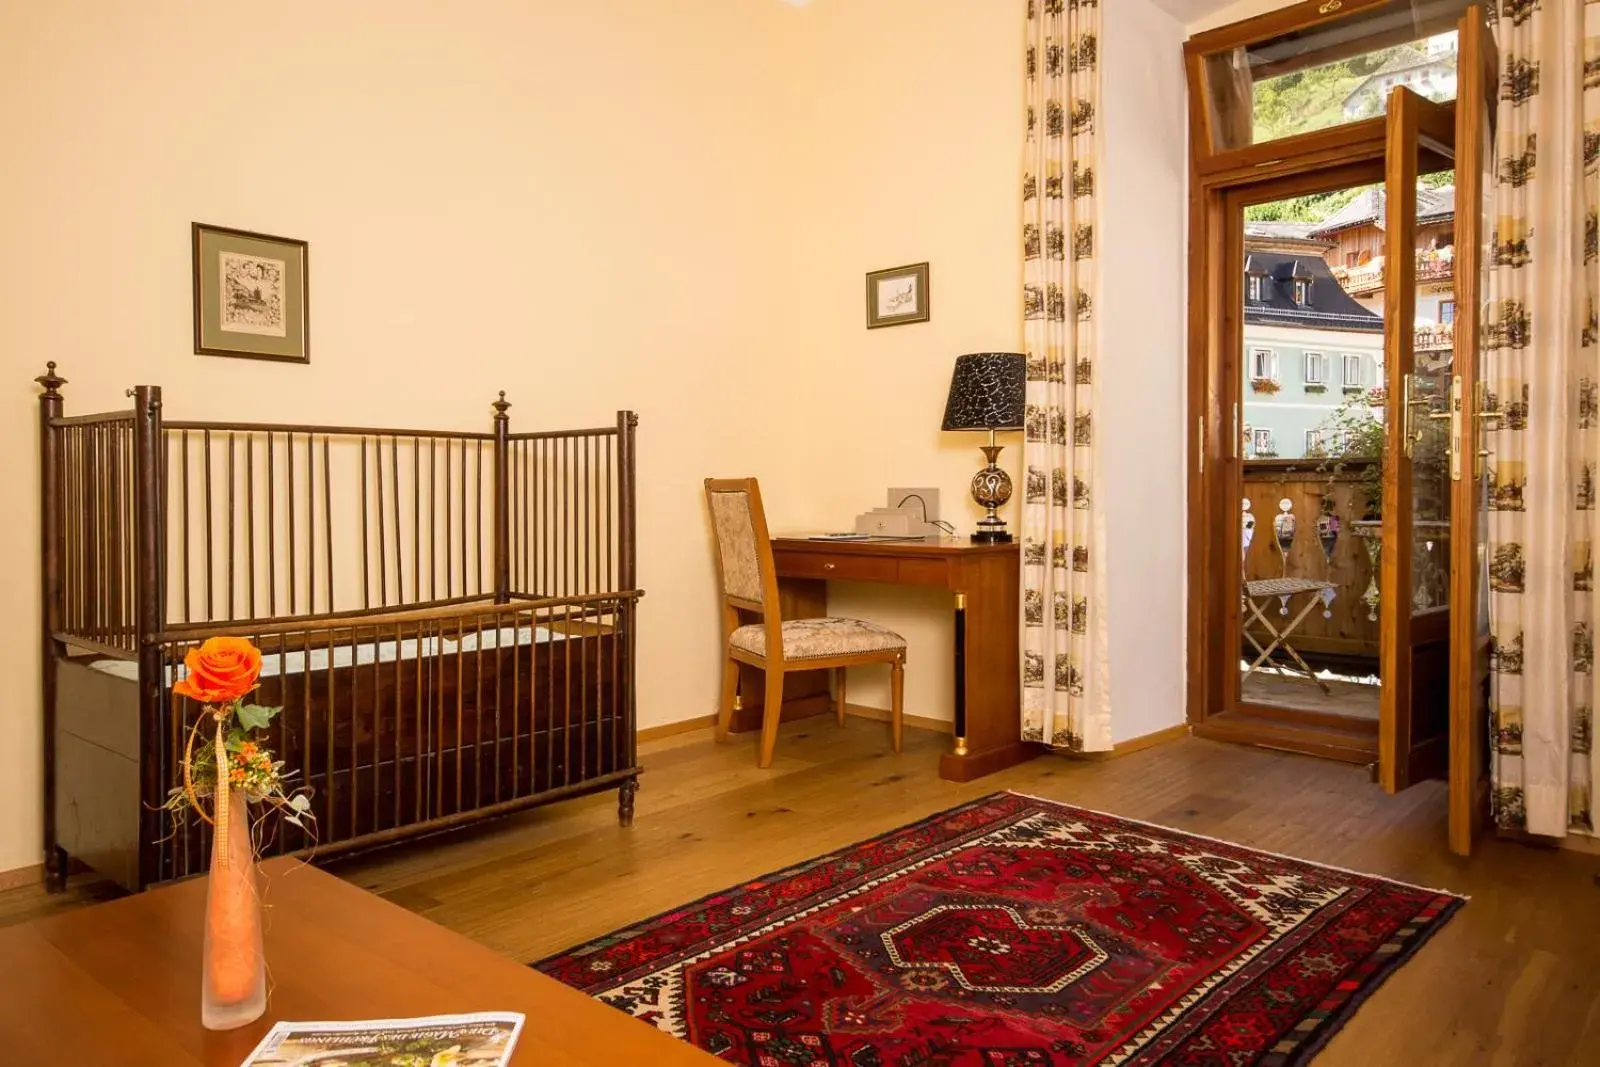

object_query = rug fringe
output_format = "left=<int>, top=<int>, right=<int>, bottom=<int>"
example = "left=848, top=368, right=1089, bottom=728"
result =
left=999, top=789, right=1471, bottom=902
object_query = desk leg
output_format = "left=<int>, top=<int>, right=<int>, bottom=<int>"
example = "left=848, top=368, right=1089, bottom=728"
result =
left=938, top=552, right=1039, bottom=781
left=951, top=593, right=968, bottom=756
left=728, top=577, right=833, bottom=734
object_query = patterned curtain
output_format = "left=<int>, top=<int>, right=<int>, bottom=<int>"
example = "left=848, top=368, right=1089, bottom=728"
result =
left=1487, top=0, right=1599, bottom=837
left=1020, top=0, right=1110, bottom=752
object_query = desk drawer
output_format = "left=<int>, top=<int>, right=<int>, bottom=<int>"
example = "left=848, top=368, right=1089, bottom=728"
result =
left=777, top=552, right=900, bottom=584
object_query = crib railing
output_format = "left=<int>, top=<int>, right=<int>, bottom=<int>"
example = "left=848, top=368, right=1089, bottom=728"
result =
left=49, top=409, right=139, bottom=655
left=161, top=421, right=500, bottom=623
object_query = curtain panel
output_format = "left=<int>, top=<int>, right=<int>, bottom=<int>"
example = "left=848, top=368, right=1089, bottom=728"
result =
left=1487, top=0, right=1600, bottom=837
left=1020, top=0, right=1110, bottom=751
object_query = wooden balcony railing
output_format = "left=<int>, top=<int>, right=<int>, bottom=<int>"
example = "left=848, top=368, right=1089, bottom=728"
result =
left=1242, top=458, right=1380, bottom=665
left=1415, top=321, right=1453, bottom=351
left=1329, top=249, right=1454, bottom=295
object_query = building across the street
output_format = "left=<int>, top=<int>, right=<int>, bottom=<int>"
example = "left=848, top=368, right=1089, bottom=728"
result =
left=1241, top=232, right=1384, bottom=460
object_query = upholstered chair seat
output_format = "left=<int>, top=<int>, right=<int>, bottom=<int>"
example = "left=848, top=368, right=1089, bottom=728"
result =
left=730, top=617, right=907, bottom=661
left=704, top=477, right=908, bottom=767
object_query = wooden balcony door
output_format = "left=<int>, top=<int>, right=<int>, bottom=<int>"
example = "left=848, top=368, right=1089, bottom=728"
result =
left=1186, top=4, right=1499, bottom=855
left=1374, top=7, right=1497, bottom=860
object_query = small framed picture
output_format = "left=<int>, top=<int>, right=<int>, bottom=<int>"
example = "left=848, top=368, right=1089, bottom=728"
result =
left=193, top=222, right=309, bottom=363
left=865, top=261, right=930, bottom=329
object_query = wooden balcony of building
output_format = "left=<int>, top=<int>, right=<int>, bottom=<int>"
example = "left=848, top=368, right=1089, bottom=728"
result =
left=1329, top=248, right=1453, bottom=296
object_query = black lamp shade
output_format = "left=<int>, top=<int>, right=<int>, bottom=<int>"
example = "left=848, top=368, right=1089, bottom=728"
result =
left=941, top=352, right=1026, bottom=431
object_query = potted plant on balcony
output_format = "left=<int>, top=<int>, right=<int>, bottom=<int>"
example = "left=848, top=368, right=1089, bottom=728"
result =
left=1250, top=377, right=1281, bottom=395
left=1311, top=396, right=1384, bottom=521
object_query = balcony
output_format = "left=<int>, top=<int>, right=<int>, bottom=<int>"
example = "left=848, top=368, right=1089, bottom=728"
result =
left=1415, top=321, right=1453, bottom=352
left=1329, top=248, right=1454, bottom=296
left=1242, top=458, right=1380, bottom=666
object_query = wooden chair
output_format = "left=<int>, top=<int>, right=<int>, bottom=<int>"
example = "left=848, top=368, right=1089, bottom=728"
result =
left=704, top=478, right=906, bottom=767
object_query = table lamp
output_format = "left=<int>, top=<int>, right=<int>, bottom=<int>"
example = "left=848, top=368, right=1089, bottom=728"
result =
left=941, top=352, right=1026, bottom=543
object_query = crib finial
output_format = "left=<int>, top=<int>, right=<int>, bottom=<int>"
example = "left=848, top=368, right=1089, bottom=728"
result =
left=35, top=362, right=66, bottom=397
left=492, top=391, right=511, bottom=420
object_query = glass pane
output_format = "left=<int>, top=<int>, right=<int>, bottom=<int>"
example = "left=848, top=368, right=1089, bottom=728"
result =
left=1203, top=0, right=1469, bottom=152
left=1239, top=182, right=1385, bottom=724
left=1410, top=167, right=1456, bottom=615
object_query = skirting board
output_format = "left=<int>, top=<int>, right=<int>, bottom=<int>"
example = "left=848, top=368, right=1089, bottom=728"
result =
left=0, top=856, right=88, bottom=893
left=636, top=704, right=952, bottom=745
left=638, top=711, right=1189, bottom=758
left=843, top=702, right=951, bottom=735
left=638, top=715, right=717, bottom=744
left=1067, top=723, right=1191, bottom=761
left=0, top=863, right=43, bottom=893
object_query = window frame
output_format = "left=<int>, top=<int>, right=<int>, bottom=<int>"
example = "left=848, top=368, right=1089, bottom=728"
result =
left=1250, top=346, right=1279, bottom=382
left=1251, top=427, right=1276, bottom=457
left=1303, top=349, right=1328, bottom=385
left=1341, top=352, right=1364, bottom=389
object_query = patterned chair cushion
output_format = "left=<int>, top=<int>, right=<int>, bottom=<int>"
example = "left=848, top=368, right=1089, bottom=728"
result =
left=730, top=617, right=907, bottom=661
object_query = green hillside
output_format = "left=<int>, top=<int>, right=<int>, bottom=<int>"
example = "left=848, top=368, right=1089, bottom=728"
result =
left=1242, top=41, right=1457, bottom=224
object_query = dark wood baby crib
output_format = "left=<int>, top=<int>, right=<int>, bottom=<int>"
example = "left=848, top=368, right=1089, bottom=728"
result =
left=35, top=364, right=642, bottom=891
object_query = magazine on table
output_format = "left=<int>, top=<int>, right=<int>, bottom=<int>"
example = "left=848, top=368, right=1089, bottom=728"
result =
left=238, top=1011, right=524, bottom=1066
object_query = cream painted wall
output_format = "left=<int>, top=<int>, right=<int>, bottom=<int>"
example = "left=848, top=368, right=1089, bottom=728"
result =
left=0, top=0, right=792, bottom=873
left=0, top=0, right=1193, bottom=873
left=1100, top=0, right=1191, bottom=742
left=770, top=0, right=1190, bottom=740
left=759, top=0, right=1025, bottom=722
left=1187, top=0, right=1298, bottom=34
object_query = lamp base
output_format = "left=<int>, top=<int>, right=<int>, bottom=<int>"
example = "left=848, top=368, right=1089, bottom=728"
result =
left=968, top=439, right=1014, bottom=546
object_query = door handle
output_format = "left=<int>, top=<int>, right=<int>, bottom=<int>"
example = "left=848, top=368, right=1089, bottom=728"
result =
left=1402, top=374, right=1426, bottom=458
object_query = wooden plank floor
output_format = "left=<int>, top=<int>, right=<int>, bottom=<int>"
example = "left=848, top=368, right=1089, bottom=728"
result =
left=5, top=721, right=1598, bottom=1065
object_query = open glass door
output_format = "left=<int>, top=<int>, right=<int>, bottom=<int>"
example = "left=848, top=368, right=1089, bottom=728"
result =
left=1378, top=86, right=1457, bottom=792
left=1447, top=4, right=1497, bottom=854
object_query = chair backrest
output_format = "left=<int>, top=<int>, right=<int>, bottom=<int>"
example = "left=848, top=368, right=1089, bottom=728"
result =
left=703, top=477, right=781, bottom=627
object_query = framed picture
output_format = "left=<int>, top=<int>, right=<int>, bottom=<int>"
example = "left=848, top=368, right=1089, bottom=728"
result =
left=865, top=261, right=930, bottom=329
left=193, top=222, right=309, bottom=363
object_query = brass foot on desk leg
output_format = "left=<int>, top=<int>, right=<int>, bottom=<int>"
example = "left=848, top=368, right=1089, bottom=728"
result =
left=953, top=736, right=969, bottom=757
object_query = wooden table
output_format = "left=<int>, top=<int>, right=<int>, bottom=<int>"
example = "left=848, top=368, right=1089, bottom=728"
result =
left=729, top=536, right=1029, bottom=781
left=0, top=858, right=717, bottom=1065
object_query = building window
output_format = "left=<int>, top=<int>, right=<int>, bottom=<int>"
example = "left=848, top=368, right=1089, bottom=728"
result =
left=1247, top=275, right=1264, bottom=301
left=1345, top=251, right=1359, bottom=267
left=1440, top=299, right=1456, bottom=325
left=1342, top=353, right=1364, bottom=389
left=1252, top=428, right=1276, bottom=457
left=1304, top=350, right=1328, bottom=385
left=1292, top=278, right=1311, bottom=304
left=1306, top=429, right=1348, bottom=456
left=1250, top=347, right=1277, bottom=381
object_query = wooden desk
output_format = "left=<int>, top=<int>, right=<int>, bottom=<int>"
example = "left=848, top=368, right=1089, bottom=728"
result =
left=731, top=537, right=1031, bottom=781
left=0, top=858, right=716, bottom=1065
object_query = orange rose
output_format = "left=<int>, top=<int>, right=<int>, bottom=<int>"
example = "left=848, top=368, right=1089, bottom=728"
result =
left=173, top=637, right=262, bottom=706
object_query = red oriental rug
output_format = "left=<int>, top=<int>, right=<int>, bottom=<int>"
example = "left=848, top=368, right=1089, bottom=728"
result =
left=535, top=792, right=1462, bottom=1066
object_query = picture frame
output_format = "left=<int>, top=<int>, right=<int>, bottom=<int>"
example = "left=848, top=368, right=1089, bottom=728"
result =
left=865, top=261, right=930, bottom=329
left=192, top=222, right=310, bottom=363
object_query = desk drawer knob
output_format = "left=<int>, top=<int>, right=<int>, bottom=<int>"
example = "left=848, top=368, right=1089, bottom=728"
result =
left=823, top=562, right=836, bottom=571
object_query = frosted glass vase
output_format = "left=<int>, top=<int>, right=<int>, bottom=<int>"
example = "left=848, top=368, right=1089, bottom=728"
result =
left=201, top=787, right=267, bottom=1030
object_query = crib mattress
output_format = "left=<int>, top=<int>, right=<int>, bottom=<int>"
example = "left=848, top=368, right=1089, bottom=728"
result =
left=85, top=625, right=567, bottom=683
